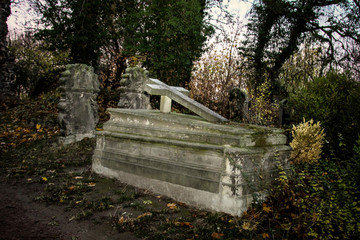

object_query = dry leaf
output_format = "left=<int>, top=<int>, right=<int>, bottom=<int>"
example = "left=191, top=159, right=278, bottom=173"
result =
left=167, top=203, right=177, bottom=210
left=137, top=212, right=152, bottom=219
left=262, top=233, right=270, bottom=239
left=175, top=222, right=193, bottom=228
left=118, top=216, right=125, bottom=224
left=262, top=203, right=272, bottom=213
left=211, top=232, right=224, bottom=239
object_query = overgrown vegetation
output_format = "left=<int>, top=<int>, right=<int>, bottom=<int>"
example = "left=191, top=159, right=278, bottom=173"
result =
left=290, top=71, right=360, bottom=160
left=2, top=0, right=360, bottom=239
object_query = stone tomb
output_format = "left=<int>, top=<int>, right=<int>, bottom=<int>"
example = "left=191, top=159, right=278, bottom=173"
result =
left=92, top=70, right=290, bottom=216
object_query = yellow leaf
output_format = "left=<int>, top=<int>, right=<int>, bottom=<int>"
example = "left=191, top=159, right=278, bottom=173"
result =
left=96, top=128, right=103, bottom=131
left=242, top=222, right=250, bottom=230
left=42, top=177, right=48, bottom=182
left=262, top=203, right=272, bottom=213
left=36, top=124, right=41, bottom=130
left=262, top=233, right=270, bottom=239
left=118, top=216, right=125, bottom=224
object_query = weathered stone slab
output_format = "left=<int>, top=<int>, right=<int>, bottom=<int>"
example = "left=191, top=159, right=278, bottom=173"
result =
left=92, top=109, right=290, bottom=216
left=58, top=64, right=99, bottom=144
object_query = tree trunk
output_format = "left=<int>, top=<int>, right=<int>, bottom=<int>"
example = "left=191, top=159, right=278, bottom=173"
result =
left=0, top=0, right=17, bottom=109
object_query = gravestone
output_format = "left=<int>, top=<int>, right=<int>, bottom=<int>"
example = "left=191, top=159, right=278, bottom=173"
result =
left=229, top=88, right=246, bottom=122
left=279, top=99, right=290, bottom=126
left=58, top=64, right=100, bottom=144
left=93, top=67, right=290, bottom=216
left=117, top=67, right=151, bottom=109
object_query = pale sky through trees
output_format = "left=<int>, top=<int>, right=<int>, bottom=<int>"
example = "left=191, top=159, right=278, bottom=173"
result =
left=7, top=0, right=252, bottom=38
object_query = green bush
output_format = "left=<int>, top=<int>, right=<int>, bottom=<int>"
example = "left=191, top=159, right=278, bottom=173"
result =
left=290, top=71, right=360, bottom=160
left=258, top=160, right=360, bottom=239
left=348, top=136, right=360, bottom=188
left=9, top=33, right=69, bottom=97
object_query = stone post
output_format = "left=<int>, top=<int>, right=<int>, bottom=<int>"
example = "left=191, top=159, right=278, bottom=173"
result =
left=58, top=64, right=100, bottom=144
left=117, top=67, right=151, bottom=109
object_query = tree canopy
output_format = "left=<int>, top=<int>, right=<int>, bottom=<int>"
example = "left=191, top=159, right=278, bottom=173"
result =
left=240, top=0, right=360, bottom=96
left=33, top=0, right=213, bottom=86
left=33, top=0, right=117, bottom=67
left=123, top=0, right=213, bottom=86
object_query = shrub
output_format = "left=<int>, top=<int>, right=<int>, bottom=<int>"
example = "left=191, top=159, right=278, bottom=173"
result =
left=290, top=119, right=325, bottom=165
left=9, top=32, right=69, bottom=97
left=348, top=136, right=360, bottom=188
left=243, top=78, right=280, bottom=126
left=290, top=71, right=360, bottom=160
left=253, top=159, right=360, bottom=240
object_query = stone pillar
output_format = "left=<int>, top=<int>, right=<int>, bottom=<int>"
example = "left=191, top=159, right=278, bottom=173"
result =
left=117, top=67, right=151, bottom=109
left=0, top=0, right=16, bottom=109
left=58, top=64, right=100, bottom=144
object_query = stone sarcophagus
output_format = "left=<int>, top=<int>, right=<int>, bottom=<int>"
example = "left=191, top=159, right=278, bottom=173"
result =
left=92, top=68, right=290, bottom=216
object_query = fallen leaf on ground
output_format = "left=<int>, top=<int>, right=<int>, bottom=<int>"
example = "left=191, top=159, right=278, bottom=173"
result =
left=167, top=203, right=177, bottom=210
left=211, top=232, right=224, bottom=239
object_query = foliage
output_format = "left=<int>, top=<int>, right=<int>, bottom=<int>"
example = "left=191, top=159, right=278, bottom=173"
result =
left=240, top=0, right=360, bottom=96
left=278, top=42, right=324, bottom=93
left=9, top=32, right=69, bottom=97
left=244, top=124, right=360, bottom=239
left=290, top=119, right=325, bottom=165
left=190, top=38, right=244, bottom=119
left=290, top=71, right=360, bottom=159
left=245, top=78, right=279, bottom=126
left=256, top=160, right=360, bottom=240
left=122, top=0, right=213, bottom=87
left=33, top=0, right=118, bottom=67
left=33, top=0, right=212, bottom=87
left=348, top=136, right=360, bottom=188
left=97, top=88, right=120, bottom=126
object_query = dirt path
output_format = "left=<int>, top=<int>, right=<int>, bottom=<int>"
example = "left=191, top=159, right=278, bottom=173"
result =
left=0, top=176, right=139, bottom=240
